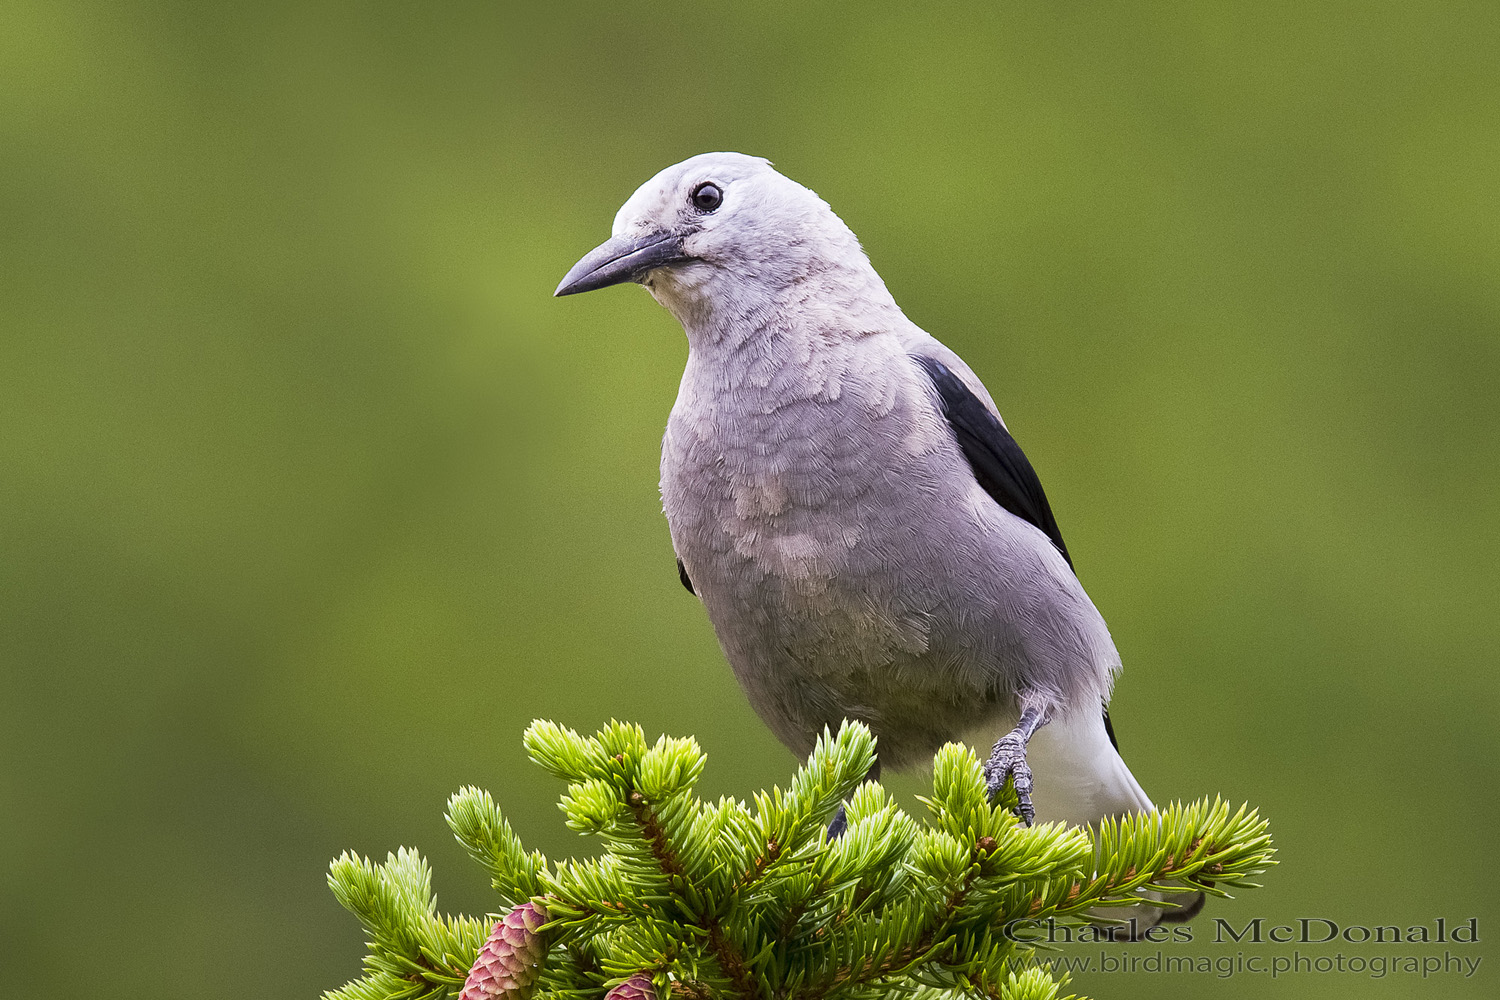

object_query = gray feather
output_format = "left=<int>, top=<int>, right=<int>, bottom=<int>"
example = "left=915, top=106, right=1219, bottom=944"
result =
left=560, top=152, right=1196, bottom=929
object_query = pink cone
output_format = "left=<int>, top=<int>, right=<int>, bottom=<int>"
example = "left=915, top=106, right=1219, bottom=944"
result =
left=460, top=902, right=549, bottom=1000
left=604, top=973, right=656, bottom=1000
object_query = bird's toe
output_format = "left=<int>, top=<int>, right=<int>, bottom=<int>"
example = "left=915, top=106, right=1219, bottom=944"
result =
left=984, top=735, right=1035, bottom=826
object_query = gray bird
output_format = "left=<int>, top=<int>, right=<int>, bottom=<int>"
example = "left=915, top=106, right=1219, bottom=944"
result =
left=556, top=153, right=1200, bottom=932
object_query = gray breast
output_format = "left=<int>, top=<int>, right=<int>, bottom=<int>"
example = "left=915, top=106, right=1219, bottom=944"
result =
left=659, top=334, right=1112, bottom=765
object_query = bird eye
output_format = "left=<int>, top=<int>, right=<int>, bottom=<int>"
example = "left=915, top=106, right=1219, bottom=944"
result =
left=690, top=182, right=723, bottom=212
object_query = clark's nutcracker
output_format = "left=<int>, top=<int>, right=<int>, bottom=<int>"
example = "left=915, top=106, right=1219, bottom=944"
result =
left=556, top=153, right=1201, bottom=931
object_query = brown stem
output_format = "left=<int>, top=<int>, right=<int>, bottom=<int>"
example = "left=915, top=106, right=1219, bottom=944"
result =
left=818, top=860, right=979, bottom=994
left=669, top=981, right=717, bottom=1000
left=627, top=791, right=760, bottom=1000
left=736, top=838, right=782, bottom=892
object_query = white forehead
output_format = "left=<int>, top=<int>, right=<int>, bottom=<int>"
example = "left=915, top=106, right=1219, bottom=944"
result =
left=611, top=152, right=791, bottom=235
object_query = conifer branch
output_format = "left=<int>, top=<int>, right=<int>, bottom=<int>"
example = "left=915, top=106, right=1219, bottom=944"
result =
left=326, top=721, right=1276, bottom=1000
left=623, top=783, right=757, bottom=1000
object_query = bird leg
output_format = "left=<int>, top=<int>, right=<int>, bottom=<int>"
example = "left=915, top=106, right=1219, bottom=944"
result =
left=826, top=757, right=881, bottom=840
left=984, top=705, right=1047, bottom=826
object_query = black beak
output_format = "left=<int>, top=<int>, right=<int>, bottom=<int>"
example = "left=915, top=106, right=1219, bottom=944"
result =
left=554, top=230, right=690, bottom=296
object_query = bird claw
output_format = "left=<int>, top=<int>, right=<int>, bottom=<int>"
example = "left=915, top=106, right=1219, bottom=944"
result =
left=984, top=733, right=1035, bottom=826
left=826, top=804, right=849, bottom=840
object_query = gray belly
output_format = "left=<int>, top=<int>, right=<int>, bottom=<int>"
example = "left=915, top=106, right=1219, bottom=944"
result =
left=661, top=388, right=1038, bottom=766
left=659, top=340, right=1115, bottom=768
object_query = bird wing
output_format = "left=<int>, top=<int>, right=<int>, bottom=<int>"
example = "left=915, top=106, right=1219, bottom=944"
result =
left=910, top=355, right=1073, bottom=570
left=912, top=354, right=1121, bottom=751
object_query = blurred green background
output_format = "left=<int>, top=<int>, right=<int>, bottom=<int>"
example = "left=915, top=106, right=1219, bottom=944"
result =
left=2, top=2, right=1496, bottom=997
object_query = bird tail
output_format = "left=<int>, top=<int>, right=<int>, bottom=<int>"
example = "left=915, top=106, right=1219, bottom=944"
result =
left=1026, top=708, right=1206, bottom=938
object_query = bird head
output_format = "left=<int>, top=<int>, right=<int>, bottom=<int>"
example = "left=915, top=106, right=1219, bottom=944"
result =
left=554, top=153, right=874, bottom=327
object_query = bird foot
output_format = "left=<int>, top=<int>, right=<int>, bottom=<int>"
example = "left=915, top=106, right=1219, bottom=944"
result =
left=826, top=804, right=848, bottom=840
left=826, top=761, right=878, bottom=841
left=983, top=732, right=1035, bottom=826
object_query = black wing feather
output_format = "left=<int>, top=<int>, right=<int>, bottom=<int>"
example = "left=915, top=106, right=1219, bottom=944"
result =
left=913, top=355, right=1118, bottom=751
left=676, top=557, right=695, bottom=595
left=912, top=355, right=1073, bottom=570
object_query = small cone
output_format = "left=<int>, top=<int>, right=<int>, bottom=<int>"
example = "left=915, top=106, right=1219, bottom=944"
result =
left=604, top=973, right=656, bottom=1000
left=460, top=902, right=549, bottom=1000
